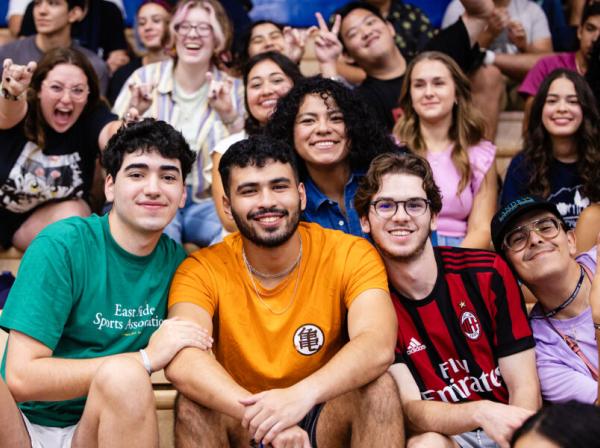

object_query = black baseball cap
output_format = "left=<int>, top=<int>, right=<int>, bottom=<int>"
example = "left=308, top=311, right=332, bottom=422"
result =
left=491, top=195, right=566, bottom=253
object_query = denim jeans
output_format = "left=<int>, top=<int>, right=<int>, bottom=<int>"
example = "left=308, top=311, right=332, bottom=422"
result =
left=163, top=187, right=223, bottom=247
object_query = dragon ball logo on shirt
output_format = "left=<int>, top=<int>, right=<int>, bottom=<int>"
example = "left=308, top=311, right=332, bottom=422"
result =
left=293, top=323, right=324, bottom=356
left=460, top=311, right=481, bottom=341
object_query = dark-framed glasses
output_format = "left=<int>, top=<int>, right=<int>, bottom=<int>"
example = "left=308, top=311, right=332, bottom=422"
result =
left=503, top=216, right=562, bottom=252
left=370, top=197, right=430, bottom=218
left=174, top=21, right=213, bottom=37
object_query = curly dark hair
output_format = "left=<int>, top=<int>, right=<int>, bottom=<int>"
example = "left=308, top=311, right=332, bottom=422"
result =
left=264, top=76, right=399, bottom=179
left=102, top=118, right=195, bottom=180
left=242, top=51, right=303, bottom=135
left=218, top=135, right=298, bottom=196
left=525, top=69, right=600, bottom=202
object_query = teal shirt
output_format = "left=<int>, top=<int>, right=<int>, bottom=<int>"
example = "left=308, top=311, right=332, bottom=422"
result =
left=0, top=214, right=186, bottom=427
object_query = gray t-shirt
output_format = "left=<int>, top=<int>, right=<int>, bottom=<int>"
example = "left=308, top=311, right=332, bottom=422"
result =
left=442, top=0, right=551, bottom=54
left=0, top=35, right=109, bottom=94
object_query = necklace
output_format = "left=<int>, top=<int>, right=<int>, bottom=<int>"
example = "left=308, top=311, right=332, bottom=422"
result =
left=242, top=241, right=302, bottom=279
left=541, top=265, right=585, bottom=318
left=242, top=241, right=302, bottom=315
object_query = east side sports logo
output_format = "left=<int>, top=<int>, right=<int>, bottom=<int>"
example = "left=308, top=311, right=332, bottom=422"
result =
left=293, top=324, right=324, bottom=356
left=460, top=311, right=481, bottom=340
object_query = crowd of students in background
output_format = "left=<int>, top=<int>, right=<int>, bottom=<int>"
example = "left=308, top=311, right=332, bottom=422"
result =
left=2, top=0, right=600, bottom=447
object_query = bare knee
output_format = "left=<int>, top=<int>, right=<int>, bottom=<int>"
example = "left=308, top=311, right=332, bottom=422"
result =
left=471, top=65, right=505, bottom=94
left=175, top=394, right=238, bottom=446
left=12, top=199, right=91, bottom=249
left=407, top=432, right=455, bottom=448
left=90, top=357, right=153, bottom=418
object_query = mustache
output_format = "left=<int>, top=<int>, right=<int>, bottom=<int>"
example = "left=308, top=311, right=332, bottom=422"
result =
left=523, top=242, right=556, bottom=261
left=247, top=207, right=289, bottom=220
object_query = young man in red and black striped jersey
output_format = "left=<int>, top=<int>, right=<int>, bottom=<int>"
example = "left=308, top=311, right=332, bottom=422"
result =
left=355, top=152, right=541, bottom=448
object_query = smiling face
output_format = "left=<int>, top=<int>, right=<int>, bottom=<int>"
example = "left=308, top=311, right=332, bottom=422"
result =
left=410, top=59, right=456, bottom=125
left=246, top=59, right=294, bottom=125
left=174, top=6, right=215, bottom=65
left=137, top=2, right=170, bottom=51
left=38, top=63, right=89, bottom=133
left=504, top=210, right=576, bottom=287
left=361, top=173, right=436, bottom=262
left=292, top=93, right=349, bottom=171
left=105, top=149, right=186, bottom=237
left=247, top=22, right=286, bottom=58
left=224, top=160, right=306, bottom=248
left=541, top=77, right=583, bottom=141
left=340, top=8, right=396, bottom=65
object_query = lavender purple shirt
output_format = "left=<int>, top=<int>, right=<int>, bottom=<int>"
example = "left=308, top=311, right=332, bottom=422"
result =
left=529, top=247, right=598, bottom=404
left=518, top=52, right=578, bottom=98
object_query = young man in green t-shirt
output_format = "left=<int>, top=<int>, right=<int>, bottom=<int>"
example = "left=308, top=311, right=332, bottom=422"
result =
left=0, top=119, right=212, bottom=447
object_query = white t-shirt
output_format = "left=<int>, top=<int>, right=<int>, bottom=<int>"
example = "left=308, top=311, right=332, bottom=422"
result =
left=442, top=0, right=550, bottom=54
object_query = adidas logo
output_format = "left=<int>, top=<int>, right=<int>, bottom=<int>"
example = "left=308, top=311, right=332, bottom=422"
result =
left=407, top=337, right=426, bottom=355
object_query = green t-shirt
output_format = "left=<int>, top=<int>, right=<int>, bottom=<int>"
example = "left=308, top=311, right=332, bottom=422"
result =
left=0, top=213, right=186, bottom=427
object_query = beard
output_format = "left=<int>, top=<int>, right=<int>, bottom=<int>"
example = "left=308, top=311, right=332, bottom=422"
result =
left=370, top=224, right=431, bottom=263
left=231, top=202, right=302, bottom=248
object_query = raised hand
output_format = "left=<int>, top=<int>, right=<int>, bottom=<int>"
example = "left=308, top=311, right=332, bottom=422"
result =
left=312, top=13, right=343, bottom=67
left=143, top=317, right=213, bottom=372
left=507, top=20, right=527, bottom=52
left=127, top=81, right=155, bottom=116
left=283, top=26, right=310, bottom=64
left=2, top=59, right=37, bottom=99
left=239, top=386, right=316, bottom=445
left=206, top=71, right=236, bottom=124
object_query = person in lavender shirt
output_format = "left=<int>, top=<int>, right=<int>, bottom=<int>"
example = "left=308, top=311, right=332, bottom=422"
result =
left=491, top=195, right=598, bottom=404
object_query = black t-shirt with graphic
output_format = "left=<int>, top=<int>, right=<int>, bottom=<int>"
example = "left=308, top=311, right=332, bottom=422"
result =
left=0, top=104, right=116, bottom=247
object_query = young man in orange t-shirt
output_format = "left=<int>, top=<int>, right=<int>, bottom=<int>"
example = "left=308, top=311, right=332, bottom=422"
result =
left=166, top=135, right=402, bottom=448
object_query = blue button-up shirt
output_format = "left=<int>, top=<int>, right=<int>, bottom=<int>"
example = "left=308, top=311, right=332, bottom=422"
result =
left=302, top=171, right=368, bottom=239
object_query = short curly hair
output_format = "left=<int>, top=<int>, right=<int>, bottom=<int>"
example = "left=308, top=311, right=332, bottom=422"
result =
left=354, top=152, right=442, bottom=218
left=102, top=119, right=195, bottom=180
left=265, top=76, right=398, bottom=179
left=218, top=135, right=298, bottom=196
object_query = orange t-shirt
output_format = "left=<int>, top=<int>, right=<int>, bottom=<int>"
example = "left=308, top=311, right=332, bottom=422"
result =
left=168, top=222, right=389, bottom=393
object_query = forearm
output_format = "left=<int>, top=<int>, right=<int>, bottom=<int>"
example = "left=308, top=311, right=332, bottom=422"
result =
left=405, top=399, right=483, bottom=435
left=294, top=331, right=394, bottom=406
left=507, top=383, right=540, bottom=411
left=461, top=228, right=492, bottom=250
left=0, top=96, right=27, bottom=130
left=6, top=351, right=142, bottom=402
left=494, top=53, right=549, bottom=80
left=165, top=347, right=251, bottom=420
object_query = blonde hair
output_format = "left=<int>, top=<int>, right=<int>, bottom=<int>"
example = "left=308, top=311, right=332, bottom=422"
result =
left=393, top=51, right=486, bottom=194
left=170, top=0, right=232, bottom=54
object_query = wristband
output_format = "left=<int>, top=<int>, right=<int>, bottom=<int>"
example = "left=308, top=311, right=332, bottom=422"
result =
left=139, top=349, right=153, bottom=375
left=483, top=50, right=496, bottom=66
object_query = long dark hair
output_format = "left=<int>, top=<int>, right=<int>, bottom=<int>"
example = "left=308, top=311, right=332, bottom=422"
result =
left=525, top=69, right=600, bottom=201
left=265, top=76, right=399, bottom=179
left=242, top=51, right=303, bottom=135
left=25, top=47, right=102, bottom=149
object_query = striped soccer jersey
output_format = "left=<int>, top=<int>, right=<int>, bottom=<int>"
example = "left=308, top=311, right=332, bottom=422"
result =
left=392, top=247, right=534, bottom=404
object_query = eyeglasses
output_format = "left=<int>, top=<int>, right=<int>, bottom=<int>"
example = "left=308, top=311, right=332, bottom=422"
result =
left=174, top=21, right=213, bottom=37
left=370, top=197, right=430, bottom=218
left=503, top=216, right=562, bottom=252
left=43, top=81, right=89, bottom=101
